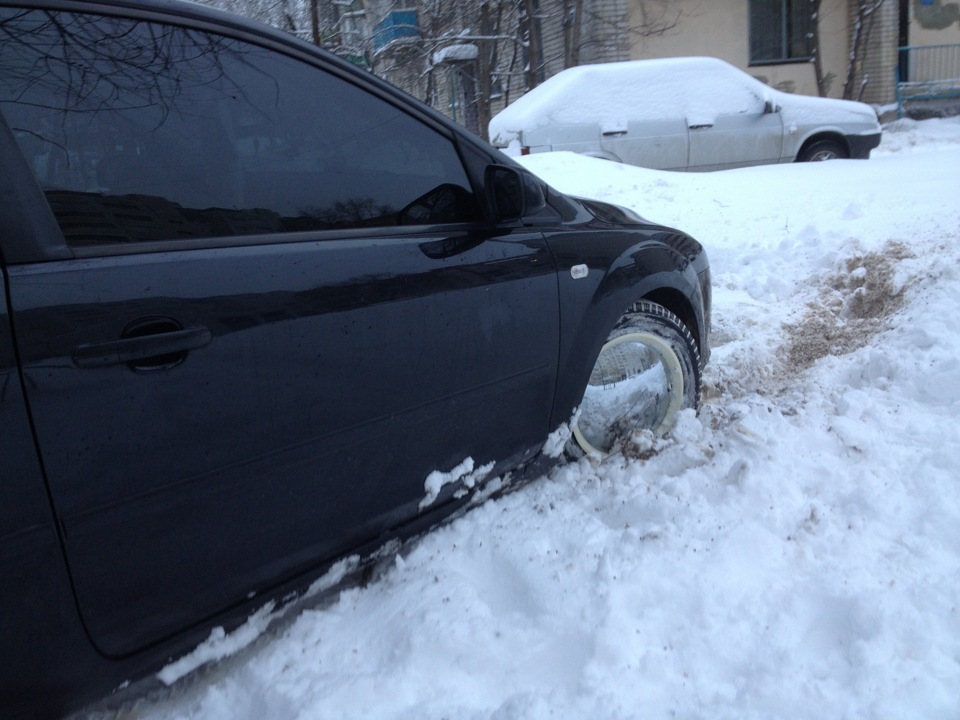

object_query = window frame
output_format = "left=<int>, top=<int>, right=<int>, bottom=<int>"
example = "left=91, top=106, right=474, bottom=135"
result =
left=748, top=0, right=816, bottom=67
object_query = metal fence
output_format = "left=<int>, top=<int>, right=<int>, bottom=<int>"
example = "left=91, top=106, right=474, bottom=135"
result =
left=896, top=43, right=960, bottom=116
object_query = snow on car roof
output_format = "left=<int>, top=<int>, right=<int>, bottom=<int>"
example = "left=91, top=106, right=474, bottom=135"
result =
left=488, top=57, right=771, bottom=144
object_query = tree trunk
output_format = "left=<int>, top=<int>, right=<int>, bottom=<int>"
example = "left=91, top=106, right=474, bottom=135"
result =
left=843, top=0, right=885, bottom=100
left=460, top=67, right=480, bottom=135
left=809, top=0, right=828, bottom=96
left=309, top=0, right=319, bottom=45
left=563, top=0, right=583, bottom=69
left=476, top=2, right=495, bottom=138
left=522, top=0, right=541, bottom=90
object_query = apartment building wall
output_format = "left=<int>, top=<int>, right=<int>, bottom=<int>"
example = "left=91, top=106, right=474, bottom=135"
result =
left=909, top=0, right=960, bottom=45
left=851, top=0, right=900, bottom=103
left=626, top=0, right=853, bottom=98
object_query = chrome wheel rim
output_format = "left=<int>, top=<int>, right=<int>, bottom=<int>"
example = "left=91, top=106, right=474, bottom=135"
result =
left=573, top=332, right=685, bottom=455
left=809, top=149, right=839, bottom=161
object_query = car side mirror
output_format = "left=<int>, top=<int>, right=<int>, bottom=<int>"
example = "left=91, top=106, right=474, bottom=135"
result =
left=485, top=165, right=546, bottom=222
left=764, top=99, right=781, bottom=114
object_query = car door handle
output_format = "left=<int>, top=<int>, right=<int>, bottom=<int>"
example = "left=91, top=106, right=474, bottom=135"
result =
left=73, top=326, right=212, bottom=368
left=602, top=130, right=627, bottom=137
left=689, top=124, right=714, bottom=130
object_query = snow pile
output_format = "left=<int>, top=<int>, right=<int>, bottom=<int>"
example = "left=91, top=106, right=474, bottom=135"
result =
left=77, top=118, right=960, bottom=720
left=874, top=116, right=960, bottom=155
left=155, top=604, right=278, bottom=687
left=420, top=457, right=495, bottom=510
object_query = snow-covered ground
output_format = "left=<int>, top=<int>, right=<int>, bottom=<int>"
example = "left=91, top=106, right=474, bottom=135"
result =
left=80, top=118, right=960, bottom=720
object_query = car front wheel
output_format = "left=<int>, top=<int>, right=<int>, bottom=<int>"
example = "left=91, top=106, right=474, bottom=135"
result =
left=798, top=139, right=848, bottom=162
left=572, top=301, right=702, bottom=456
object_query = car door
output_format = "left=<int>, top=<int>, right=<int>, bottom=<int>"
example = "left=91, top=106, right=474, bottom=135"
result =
left=599, top=117, right=690, bottom=170
left=685, top=69, right=784, bottom=171
left=0, top=5, right=559, bottom=657
left=596, top=69, right=689, bottom=170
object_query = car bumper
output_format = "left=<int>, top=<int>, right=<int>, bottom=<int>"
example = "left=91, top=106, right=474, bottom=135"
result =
left=847, top=131, right=882, bottom=159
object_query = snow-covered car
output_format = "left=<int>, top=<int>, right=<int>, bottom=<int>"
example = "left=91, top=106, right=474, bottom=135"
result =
left=0, top=1, right=710, bottom=717
left=489, top=57, right=882, bottom=171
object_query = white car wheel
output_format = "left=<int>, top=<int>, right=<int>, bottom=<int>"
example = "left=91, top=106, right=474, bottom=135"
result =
left=572, top=301, right=701, bottom=456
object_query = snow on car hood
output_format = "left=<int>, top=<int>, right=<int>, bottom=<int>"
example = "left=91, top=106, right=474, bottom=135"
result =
left=776, top=91, right=880, bottom=134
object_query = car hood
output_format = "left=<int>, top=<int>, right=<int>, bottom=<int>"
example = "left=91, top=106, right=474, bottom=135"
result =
left=574, top=196, right=649, bottom=225
left=777, top=92, right=881, bottom=134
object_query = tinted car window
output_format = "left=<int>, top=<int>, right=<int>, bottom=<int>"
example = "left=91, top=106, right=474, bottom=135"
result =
left=0, top=8, right=479, bottom=245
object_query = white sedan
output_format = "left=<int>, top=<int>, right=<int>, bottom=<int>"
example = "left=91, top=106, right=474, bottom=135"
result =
left=489, top=57, right=882, bottom=171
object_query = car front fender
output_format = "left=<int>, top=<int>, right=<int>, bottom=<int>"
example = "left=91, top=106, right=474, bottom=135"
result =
left=545, top=226, right=710, bottom=430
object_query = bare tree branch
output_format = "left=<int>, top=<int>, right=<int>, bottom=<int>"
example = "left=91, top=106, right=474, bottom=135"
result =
left=843, top=0, right=886, bottom=100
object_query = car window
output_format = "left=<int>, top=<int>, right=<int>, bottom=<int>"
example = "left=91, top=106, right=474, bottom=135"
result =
left=632, top=63, right=762, bottom=118
left=0, top=8, right=480, bottom=246
left=687, top=65, right=766, bottom=116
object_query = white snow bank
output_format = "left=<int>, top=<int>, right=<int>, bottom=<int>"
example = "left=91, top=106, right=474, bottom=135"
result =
left=874, top=115, right=960, bottom=155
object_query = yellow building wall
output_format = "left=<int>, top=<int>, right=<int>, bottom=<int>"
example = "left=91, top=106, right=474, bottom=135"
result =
left=628, top=0, right=852, bottom=98
left=909, top=0, right=960, bottom=46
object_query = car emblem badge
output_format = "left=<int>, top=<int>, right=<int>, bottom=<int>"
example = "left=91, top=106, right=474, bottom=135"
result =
left=571, top=264, right=589, bottom=279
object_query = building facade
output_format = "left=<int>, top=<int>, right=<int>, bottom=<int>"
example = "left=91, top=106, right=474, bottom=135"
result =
left=629, top=0, right=960, bottom=109
left=200, top=0, right=959, bottom=125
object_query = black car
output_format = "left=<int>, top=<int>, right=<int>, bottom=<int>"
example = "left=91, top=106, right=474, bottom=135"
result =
left=0, top=1, right=711, bottom=716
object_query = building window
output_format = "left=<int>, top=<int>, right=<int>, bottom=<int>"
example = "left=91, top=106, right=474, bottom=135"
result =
left=749, top=0, right=816, bottom=64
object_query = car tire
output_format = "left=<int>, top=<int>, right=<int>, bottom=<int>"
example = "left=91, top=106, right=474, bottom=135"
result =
left=570, top=301, right=702, bottom=456
left=798, top=139, right=848, bottom=162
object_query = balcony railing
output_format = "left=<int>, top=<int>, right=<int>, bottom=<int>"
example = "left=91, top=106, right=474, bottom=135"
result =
left=372, top=10, right=419, bottom=52
left=896, top=43, right=960, bottom=116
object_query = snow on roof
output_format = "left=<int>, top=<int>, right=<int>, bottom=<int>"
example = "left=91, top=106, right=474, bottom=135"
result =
left=432, top=43, right=479, bottom=65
